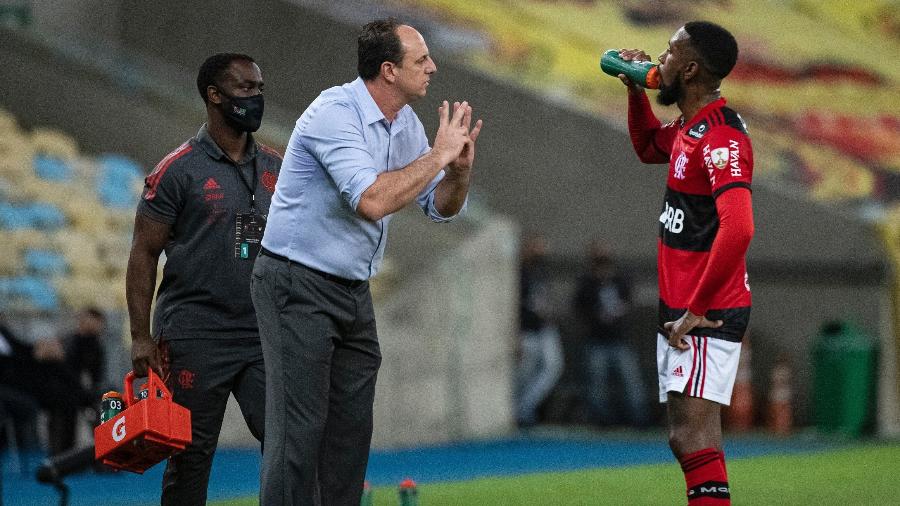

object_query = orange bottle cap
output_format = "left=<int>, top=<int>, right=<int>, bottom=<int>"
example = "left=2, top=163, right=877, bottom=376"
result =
left=646, top=67, right=661, bottom=89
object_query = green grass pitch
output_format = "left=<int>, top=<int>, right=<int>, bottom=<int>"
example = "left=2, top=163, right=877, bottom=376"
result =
left=212, top=443, right=900, bottom=505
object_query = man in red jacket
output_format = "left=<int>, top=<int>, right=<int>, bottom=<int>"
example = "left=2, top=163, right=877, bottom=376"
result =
left=616, top=21, right=754, bottom=505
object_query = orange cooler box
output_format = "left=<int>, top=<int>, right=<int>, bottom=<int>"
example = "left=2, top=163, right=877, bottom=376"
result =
left=94, top=369, right=191, bottom=473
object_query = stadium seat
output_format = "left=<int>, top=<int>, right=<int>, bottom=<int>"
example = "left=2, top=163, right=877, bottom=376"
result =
left=32, top=154, right=73, bottom=181
left=23, top=249, right=68, bottom=276
left=0, top=249, right=21, bottom=277
left=55, top=275, right=119, bottom=310
left=0, top=276, right=59, bottom=311
left=29, top=128, right=79, bottom=161
left=2, top=230, right=51, bottom=276
left=0, top=108, right=17, bottom=131
left=0, top=202, right=66, bottom=230
left=54, top=230, right=106, bottom=278
left=96, top=235, right=131, bottom=277
left=96, top=154, right=143, bottom=209
left=29, top=203, right=67, bottom=230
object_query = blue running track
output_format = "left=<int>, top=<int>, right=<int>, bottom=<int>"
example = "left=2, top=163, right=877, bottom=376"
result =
left=1, top=433, right=841, bottom=506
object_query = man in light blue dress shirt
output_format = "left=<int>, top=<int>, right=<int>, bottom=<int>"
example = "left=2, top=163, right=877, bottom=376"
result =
left=251, top=18, right=483, bottom=506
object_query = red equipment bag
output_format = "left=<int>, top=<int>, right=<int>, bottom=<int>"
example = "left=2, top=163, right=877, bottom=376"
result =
left=93, top=369, right=192, bottom=473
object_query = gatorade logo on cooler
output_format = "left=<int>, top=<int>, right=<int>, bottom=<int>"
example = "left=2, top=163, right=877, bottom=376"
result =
left=112, top=417, right=127, bottom=442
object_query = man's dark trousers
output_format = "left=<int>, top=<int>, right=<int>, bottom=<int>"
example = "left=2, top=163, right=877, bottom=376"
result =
left=160, top=337, right=265, bottom=506
left=251, top=252, right=381, bottom=506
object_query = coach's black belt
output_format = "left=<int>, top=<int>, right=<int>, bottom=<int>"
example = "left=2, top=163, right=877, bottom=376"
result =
left=260, top=247, right=365, bottom=288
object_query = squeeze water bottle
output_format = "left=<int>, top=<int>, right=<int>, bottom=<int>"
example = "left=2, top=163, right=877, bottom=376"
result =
left=398, top=478, right=419, bottom=506
left=599, top=49, right=660, bottom=89
left=100, top=391, right=124, bottom=423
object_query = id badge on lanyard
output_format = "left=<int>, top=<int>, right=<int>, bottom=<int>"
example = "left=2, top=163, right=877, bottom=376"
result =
left=232, top=156, right=265, bottom=259
left=235, top=211, right=266, bottom=259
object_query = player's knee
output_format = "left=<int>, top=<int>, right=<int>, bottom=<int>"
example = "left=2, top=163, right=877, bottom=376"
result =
left=668, top=423, right=721, bottom=458
left=667, top=426, right=687, bottom=457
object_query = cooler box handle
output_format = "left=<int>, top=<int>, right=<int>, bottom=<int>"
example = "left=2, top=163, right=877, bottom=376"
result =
left=123, top=368, right=172, bottom=408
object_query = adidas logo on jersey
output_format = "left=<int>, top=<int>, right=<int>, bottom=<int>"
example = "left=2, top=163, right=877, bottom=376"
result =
left=672, top=366, right=684, bottom=377
left=203, top=177, right=221, bottom=191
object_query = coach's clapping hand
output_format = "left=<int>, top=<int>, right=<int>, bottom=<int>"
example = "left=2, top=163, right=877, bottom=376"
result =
left=446, top=101, right=483, bottom=178
left=432, top=101, right=475, bottom=169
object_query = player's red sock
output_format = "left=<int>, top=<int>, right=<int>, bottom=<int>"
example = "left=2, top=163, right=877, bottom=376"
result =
left=679, top=448, right=730, bottom=505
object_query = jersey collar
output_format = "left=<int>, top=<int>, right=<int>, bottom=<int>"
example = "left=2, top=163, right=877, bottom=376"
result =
left=195, top=123, right=259, bottom=164
left=680, top=97, right=727, bottom=130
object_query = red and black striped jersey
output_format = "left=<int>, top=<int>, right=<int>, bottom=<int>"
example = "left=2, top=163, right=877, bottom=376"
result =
left=628, top=93, right=754, bottom=342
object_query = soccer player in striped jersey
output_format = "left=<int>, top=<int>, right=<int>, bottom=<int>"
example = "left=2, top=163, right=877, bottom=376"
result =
left=615, top=21, right=754, bottom=506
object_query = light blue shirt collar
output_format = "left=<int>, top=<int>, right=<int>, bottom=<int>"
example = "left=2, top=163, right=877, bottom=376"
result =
left=350, top=77, right=386, bottom=125
left=350, top=77, right=407, bottom=132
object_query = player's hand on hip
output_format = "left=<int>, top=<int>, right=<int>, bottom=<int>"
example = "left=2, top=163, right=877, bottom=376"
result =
left=448, top=102, right=483, bottom=177
left=616, top=48, right=651, bottom=92
left=433, top=100, right=473, bottom=167
left=663, top=310, right=723, bottom=351
left=131, top=335, right=162, bottom=378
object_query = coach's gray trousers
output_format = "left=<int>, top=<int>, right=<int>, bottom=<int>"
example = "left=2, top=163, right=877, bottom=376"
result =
left=251, top=252, right=381, bottom=506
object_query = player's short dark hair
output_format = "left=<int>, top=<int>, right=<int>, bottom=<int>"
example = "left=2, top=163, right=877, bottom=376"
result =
left=196, top=53, right=256, bottom=103
left=683, top=21, right=738, bottom=80
left=357, top=18, right=404, bottom=81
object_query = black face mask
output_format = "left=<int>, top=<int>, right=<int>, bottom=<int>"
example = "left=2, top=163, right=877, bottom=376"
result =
left=218, top=90, right=264, bottom=132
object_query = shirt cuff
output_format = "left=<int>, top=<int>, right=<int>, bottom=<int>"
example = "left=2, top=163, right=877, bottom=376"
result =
left=425, top=192, right=466, bottom=223
left=137, top=201, right=177, bottom=225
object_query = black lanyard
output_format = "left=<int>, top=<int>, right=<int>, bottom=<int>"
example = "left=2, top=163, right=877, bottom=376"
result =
left=230, top=156, right=258, bottom=213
